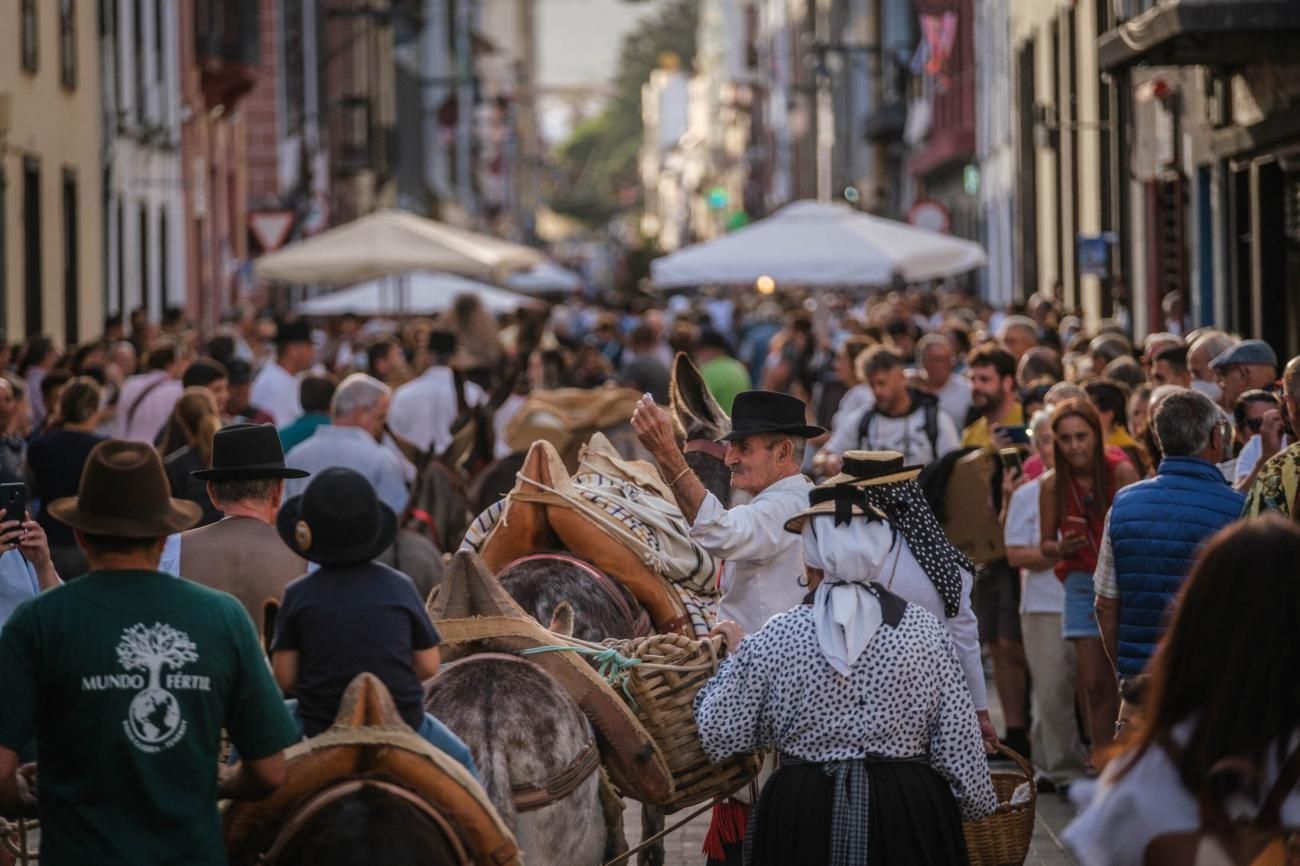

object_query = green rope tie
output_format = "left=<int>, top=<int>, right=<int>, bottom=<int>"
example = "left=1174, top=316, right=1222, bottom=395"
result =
left=521, top=644, right=642, bottom=709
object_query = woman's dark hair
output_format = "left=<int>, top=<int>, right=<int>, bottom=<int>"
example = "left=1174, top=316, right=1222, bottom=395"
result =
left=1084, top=378, right=1132, bottom=430
left=300, top=375, right=337, bottom=414
left=1233, top=389, right=1280, bottom=428
left=1050, top=398, right=1110, bottom=523
left=182, top=358, right=229, bottom=390
left=1120, top=517, right=1300, bottom=793
left=17, top=337, right=56, bottom=376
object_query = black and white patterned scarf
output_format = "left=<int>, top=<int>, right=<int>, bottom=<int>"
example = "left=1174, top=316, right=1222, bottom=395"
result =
left=860, top=479, right=971, bottom=618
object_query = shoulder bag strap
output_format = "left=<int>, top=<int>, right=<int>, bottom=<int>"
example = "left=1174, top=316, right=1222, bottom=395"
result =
left=126, top=375, right=168, bottom=431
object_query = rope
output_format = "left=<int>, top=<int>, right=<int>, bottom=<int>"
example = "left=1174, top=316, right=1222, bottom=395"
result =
left=600, top=799, right=717, bottom=866
left=509, top=472, right=675, bottom=574
left=522, top=644, right=644, bottom=707
left=0, top=817, right=37, bottom=862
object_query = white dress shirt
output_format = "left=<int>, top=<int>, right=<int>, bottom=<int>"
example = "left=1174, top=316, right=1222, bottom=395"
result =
left=250, top=361, right=303, bottom=428
left=388, top=366, right=487, bottom=457
left=824, top=401, right=961, bottom=466
left=1005, top=479, right=1065, bottom=615
left=284, top=425, right=410, bottom=514
left=688, top=473, right=813, bottom=637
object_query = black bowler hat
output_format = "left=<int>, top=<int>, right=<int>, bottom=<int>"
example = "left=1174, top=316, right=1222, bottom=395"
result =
left=191, top=424, right=311, bottom=481
left=275, top=319, right=313, bottom=346
left=276, top=467, right=397, bottom=567
left=719, top=390, right=825, bottom=442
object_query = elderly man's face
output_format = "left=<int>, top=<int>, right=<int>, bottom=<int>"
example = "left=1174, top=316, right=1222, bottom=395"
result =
left=921, top=343, right=954, bottom=388
left=724, top=434, right=792, bottom=496
left=1001, top=326, right=1036, bottom=361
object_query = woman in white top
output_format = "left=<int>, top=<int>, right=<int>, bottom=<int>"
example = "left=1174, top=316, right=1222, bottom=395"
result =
left=1064, top=516, right=1300, bottom=865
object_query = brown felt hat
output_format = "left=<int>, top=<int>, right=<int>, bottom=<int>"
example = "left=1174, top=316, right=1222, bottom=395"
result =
left=48, top=440, right=203, bottom=538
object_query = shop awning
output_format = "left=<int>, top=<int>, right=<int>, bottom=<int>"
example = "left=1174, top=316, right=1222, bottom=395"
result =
left=1099, top=1, right=1300, bottom=72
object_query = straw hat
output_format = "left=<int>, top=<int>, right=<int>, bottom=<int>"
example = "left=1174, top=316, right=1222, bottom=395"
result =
left=823, top=450, right=923, bottom=486
left=784, top=451, right=920, bottom=533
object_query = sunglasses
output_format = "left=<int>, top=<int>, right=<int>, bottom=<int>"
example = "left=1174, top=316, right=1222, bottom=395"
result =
left=1244, top=417, right=1265, bottom=433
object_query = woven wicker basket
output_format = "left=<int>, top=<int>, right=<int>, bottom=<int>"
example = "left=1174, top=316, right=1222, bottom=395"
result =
left=604, top=632, right=762, bottom=812
left=962, top=745, right=1037, bottom=866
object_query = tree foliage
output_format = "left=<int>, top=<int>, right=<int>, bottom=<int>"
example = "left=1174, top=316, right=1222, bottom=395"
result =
left=548, top=0, right=698, bottom=225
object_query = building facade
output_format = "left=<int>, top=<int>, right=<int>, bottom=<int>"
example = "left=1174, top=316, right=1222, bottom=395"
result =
left=0, top=0, right=104, bottom=347
left=101, top=0, right=186, bottom=326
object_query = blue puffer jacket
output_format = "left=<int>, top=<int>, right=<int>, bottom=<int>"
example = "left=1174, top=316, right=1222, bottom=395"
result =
left=1108, top=456, right=1244, bottom=676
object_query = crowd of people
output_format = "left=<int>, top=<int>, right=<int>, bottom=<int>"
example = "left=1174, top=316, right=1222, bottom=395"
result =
left=0, top=284, right=1298, bottom=865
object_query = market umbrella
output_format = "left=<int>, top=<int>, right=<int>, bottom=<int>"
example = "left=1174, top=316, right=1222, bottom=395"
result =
left=505, top=261, right=584, bottom=294
left=254, top=208, right=547, bottom=285
left=294, top=272, right=543, bottom=317
left=650, top=199, right=987, bottom=288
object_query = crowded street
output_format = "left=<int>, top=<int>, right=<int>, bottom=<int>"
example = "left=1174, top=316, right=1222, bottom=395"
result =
left=4, top=1, right=1300, bottom=865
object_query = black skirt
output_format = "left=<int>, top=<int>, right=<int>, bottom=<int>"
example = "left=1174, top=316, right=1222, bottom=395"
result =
left=747, top=759, right=971, bottom=866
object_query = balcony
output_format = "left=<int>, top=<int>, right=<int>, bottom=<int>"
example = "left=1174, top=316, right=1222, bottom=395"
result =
left=1099, top=1, right=1300, bottom=71
left=194, top=0, right=260, bottom=111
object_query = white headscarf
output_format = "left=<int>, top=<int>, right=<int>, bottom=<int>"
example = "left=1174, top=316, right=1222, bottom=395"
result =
left=802, top=515, right=896, bottom=677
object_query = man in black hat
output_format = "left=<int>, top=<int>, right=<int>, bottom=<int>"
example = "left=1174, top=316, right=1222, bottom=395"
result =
left=388, top=329, right=486, bottom=457
left=159, top=424, right=311, bottom=628
left=0, top=440, right=298, bottom=864
left=632, top=389, right=823, bottom=637
left=251, top=319, right=315, bottom=428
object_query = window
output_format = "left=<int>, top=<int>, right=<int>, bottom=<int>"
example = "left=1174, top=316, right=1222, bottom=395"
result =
left=115, top=200, right=126, bottom=316
left=60, top=0, right=76, bottom=88
left=21, top=0, right=38, bottom=73
left=139, top=205, right=151, bottom=317
left=23, top=158, right=42, bottom=337
left=158, top=208, right=168, bottom=308
left=63, top=170, right=80, bottom=344
left=134, top=0, right=146, bottom=125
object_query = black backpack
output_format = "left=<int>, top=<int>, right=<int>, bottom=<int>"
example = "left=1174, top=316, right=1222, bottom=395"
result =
left=856, top=389, right=941, bottom=462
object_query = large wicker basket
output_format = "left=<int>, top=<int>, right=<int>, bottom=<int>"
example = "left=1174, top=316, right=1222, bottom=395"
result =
left=962, top=745, right=1037, bottom=866
left=603, top=632, right=762, bottom=812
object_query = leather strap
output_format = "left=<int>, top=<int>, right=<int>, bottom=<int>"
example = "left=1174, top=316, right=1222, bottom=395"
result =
left=511, top=740, right=602, bottom=812
left=259, top=778, right=472, bottom=865
left=1260, top=743, right=1300, bottom=828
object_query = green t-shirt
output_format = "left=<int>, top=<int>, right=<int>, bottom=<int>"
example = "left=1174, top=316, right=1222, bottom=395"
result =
left=700, top=356, right=753, bottom=415
left=0, top=570, right=299, bottom=866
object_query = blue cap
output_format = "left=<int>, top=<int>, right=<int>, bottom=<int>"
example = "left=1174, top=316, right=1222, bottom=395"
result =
left=1209, top=339, right=1277, bottom=370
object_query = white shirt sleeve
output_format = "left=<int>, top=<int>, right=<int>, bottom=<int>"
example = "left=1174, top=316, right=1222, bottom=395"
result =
left=159, top=533, right=182, bottom=576
left=825, top=405, right=867, bottom=456
left=689, top=488, right=801, bottom=565
left=1004, top=483, right=1038, bottom=549
left=934, top=410, right=961, bottom=459
left=1093, top=513, right=1118, bottom=600
left=951, top=569, right=988, bottom=711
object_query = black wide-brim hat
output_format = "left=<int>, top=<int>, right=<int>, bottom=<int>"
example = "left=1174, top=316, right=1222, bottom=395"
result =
left=276, top=467, right=397, bottom=567
left=49, top=440, right=203, bottom=538
left=718, top=390, right=826, bottom=441
left=192, top=423, right=311, bottom=481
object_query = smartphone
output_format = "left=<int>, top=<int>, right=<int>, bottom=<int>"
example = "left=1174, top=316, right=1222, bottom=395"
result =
left=999, top=425, right=1031, bottom=445
left=0, top=482, right=25, bottom=524
left=998, top=447, right=1023, bottom=476
left=1064, top=515, right=1089, bottom=537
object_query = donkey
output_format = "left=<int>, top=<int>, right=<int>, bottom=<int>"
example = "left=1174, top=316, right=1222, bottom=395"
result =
left=425, top=612, right=608, bottom=866
left=269, top=785, right=466, bottom=866
left=669, top=352, right=739, bottom=509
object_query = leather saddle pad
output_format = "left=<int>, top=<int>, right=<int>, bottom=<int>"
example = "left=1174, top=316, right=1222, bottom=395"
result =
left=503, top=387, right=642, bottom=470
left=475, top=440, right=698, bottom=636
left=223, top=673, right=520, bottom=866
left=428, top=551, right=675, bottom=805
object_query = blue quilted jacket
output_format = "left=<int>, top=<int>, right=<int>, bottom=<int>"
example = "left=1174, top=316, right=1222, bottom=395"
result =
left=1108, top=456, right=1244, bottom=675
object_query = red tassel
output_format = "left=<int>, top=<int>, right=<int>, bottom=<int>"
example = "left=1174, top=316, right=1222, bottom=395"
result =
left=702, top=798, right=750, bottom=862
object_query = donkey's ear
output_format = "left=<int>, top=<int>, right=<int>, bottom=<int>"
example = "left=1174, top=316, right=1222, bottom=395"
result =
left=670, top=352, right=730, bottom=439
left=548, top=600, right=575, bottom=637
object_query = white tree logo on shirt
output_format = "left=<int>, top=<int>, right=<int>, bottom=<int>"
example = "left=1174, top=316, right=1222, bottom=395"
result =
left=115, top=623, right=198, bottom=752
